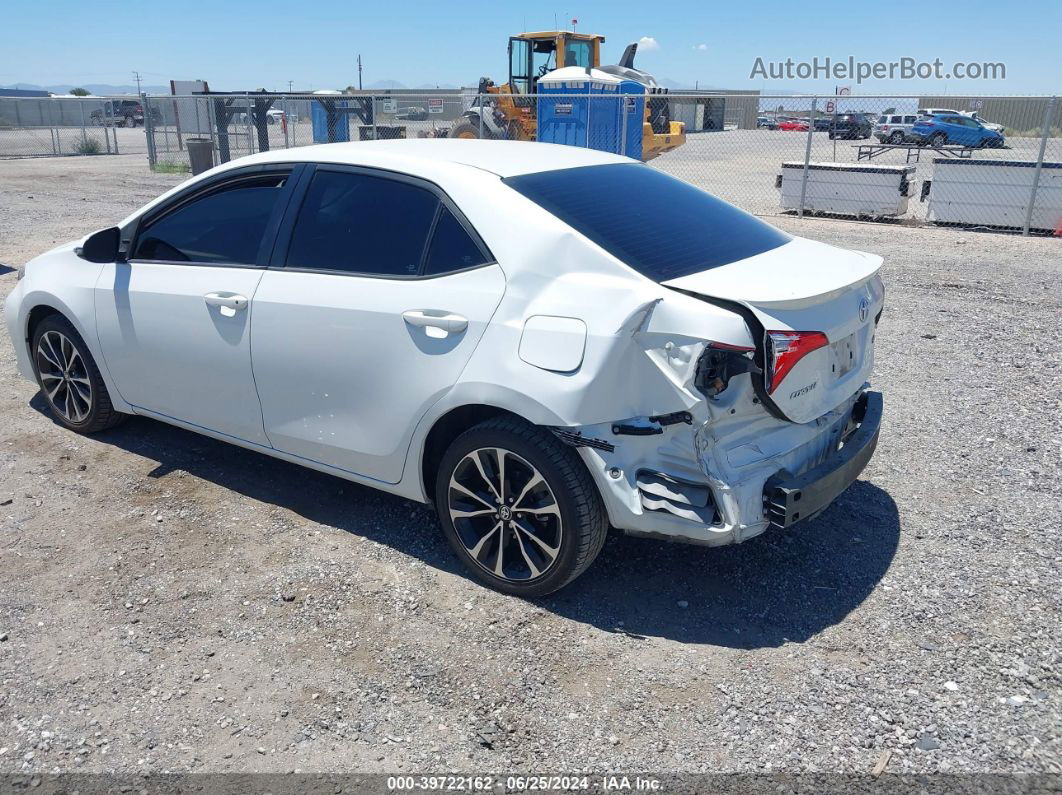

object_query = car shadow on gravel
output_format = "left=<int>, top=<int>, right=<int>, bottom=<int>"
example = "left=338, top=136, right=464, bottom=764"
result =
left=546, top=481, right=900, bottom=648
left=47, top=403, right=899, bottom=650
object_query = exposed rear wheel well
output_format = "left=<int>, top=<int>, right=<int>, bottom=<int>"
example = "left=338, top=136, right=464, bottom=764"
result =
left=421, top=405, right=520, bottom=502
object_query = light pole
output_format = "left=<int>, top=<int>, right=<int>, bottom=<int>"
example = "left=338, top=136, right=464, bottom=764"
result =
left=132, top=70, right=142, bottom=95
left=357, top=54, right=363, bottom=90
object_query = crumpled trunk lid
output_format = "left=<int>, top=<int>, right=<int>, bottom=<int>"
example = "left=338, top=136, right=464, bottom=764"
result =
left=663, top=236, right=884, bottom=424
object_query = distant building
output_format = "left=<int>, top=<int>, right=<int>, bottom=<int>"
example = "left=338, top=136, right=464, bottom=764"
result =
left=0, top=88, right=50, bottom=97
left=669, top=90, right=761, bottom=131
left=917, top=95, right=1058, bottom=135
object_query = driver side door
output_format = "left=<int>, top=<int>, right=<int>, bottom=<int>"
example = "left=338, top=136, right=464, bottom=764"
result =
left=94, top=164, right=301, bottom=445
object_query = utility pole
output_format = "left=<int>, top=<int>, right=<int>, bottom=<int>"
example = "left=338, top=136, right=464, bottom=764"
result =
left=132, top=70, right=142, bottom=94
left=357, top=54, right=363, bottom=90
left=288, top=80, right=294, bottom=93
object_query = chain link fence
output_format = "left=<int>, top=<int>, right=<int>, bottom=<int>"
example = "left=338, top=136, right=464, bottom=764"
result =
left=4, top=92, right=1058, bottom=235
left=0, top=96, right=130, bottom=157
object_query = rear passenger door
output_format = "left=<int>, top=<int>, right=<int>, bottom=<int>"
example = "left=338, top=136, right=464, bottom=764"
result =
left=250, top=165, right=506, bottom=484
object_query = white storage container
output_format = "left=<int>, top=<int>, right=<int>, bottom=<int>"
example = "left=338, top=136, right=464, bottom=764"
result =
left=778, top=161, right=915, bottom=217
left=927, top=158, right=1062, bottom=230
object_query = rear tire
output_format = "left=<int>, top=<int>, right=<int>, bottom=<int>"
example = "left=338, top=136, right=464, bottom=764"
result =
left=888, top=131, right=904, bottom=144
left=930, top=132, right=947, bottom=147
left=31, top=315, right=127, bottom=434
left=434, top=417, right=607, bottom=597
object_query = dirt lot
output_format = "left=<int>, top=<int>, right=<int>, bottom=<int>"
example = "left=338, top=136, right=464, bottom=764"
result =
left=0, top=154, right=1059, bottom=777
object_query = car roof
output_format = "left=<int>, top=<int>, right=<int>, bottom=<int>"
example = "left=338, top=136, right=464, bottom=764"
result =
left=231, top=139, right=633, bottom=178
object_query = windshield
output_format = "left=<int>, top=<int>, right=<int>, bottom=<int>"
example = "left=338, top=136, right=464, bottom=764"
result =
left=505, top=164, right=792, bottom=282
left=564, top=40, right=592, bottom=67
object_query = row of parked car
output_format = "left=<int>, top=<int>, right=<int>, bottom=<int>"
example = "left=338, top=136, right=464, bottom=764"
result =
left=758, top=113, right=875, bottom=139
left=758, top=107, right=1007, bottom=148
left=873, top=108, right=1005, bottom=147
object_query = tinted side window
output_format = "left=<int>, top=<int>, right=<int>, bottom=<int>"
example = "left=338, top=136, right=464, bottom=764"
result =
left=133, top=175, right=288, bottom=264
left=286, top=170, right=438, bottom=276
left=424, top=208, right=489, bottom=276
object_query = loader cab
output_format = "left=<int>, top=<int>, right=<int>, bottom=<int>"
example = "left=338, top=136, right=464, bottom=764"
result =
left=508, top=31, right=603, bottom=95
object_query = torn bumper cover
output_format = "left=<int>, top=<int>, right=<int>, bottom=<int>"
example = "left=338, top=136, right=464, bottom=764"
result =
left=763, top=391, right=882, bottom=528
left=571, top=388, right=882, bottom=547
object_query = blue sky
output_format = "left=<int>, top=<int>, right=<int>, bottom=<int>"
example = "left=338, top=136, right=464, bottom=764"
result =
left=2, top=0, right=1058, bottom=94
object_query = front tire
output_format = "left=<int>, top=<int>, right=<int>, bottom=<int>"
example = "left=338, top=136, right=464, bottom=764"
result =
left=31, top=315, right=126, bottom=434
left=449, top=118, right=486, bottom=139
left=435, top=417, right=607, bottom=597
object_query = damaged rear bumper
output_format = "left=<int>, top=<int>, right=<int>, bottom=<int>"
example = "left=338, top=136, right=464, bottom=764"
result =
left=572, top=388, right=882, bottom=547
left=763, top=391, right=882, bottom=528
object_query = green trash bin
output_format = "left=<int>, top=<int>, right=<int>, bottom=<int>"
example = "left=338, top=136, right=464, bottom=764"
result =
left=186, top=137, right=214, bottom=175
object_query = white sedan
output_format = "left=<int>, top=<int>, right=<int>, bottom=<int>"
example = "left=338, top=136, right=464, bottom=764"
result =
left=4, top=140, right=884, bottom=596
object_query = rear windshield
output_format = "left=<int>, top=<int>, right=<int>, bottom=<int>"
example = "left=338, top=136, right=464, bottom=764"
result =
left=504, top=164, right=791, bottom=282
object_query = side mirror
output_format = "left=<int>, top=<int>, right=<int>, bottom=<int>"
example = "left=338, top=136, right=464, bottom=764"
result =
left=77, top=226, right=120, bottom=263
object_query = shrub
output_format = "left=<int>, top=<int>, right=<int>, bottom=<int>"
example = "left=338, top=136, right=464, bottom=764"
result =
left=153, top=160, right=190, bottom=174
left=74, top=137, right=102, bottom=154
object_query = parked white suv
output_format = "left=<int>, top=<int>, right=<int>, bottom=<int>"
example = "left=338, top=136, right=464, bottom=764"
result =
left=874, top=113, right=919, bottom=143
left=4, top=140, right=884, bottom=596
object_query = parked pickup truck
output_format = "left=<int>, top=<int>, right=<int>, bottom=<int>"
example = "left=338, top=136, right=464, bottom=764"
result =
left=90, top=100, right=155, bottom=128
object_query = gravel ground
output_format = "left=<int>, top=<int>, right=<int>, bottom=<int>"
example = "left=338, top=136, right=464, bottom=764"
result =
left=0, top=155, right=1059, bottom=777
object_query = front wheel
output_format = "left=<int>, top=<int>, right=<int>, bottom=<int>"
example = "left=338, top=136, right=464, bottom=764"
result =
left=435, top=417, right=608, bottom=597
left=31, top=315, right=126, bottom=434
left=449, top=118, right=486, bottom=140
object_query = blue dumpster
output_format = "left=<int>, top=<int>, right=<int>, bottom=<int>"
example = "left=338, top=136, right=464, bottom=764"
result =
left=311, top=90, right=350, bottom=143
left=537, top=67, right=644, bottom=160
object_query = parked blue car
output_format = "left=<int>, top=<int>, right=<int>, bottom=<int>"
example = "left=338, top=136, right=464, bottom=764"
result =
left=910, top=114, right=1005, bottom=148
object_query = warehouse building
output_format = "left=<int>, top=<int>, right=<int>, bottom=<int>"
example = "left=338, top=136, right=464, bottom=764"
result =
left=917, top=95, right=1059, bottom=135
left=669, top=90, right=761, bottom=131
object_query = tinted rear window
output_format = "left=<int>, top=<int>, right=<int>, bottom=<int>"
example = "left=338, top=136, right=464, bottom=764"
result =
left=504, top=164, right=790, bottom=282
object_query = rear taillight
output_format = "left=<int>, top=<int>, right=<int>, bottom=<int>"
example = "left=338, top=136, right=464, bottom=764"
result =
left=765, top=331, right=829, bottom=394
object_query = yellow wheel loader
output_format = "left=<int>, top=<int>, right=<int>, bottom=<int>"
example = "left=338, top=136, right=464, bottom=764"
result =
left=450, top=31, right=685, bottom=160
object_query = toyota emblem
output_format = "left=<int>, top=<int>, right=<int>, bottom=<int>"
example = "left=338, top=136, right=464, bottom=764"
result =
left=858, top=297, right=870, bottom=324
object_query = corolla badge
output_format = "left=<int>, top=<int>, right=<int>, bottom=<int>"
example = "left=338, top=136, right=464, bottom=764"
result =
left=858, top=297, right=870, bottom=324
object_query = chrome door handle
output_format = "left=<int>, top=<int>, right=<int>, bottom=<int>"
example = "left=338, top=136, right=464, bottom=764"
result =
left=204, top=292, right=248, bottom=312
left=402, top=310, right=468, bottom=333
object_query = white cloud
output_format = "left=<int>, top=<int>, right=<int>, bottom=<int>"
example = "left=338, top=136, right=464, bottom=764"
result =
left=693, top=43, right=708, bottom=51
left=638, top=36, right=660, bottom=52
